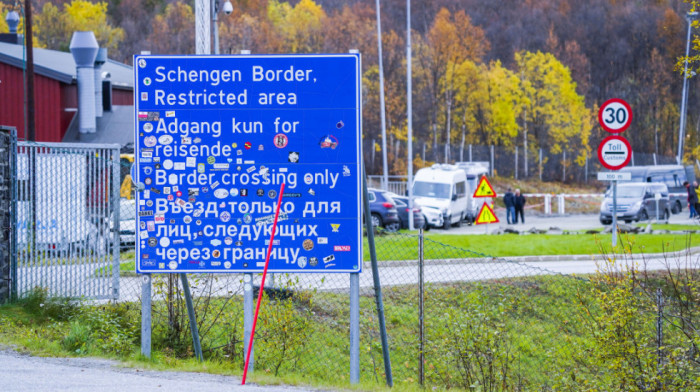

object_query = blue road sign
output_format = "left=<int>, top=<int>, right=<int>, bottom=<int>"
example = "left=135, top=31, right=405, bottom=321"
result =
left=134, top=54, right=362, bottom=273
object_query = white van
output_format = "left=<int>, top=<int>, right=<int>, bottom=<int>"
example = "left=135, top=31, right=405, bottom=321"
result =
left=413, top=164, right=468, bottom=229
left=455, top=161, right=491, bottom=225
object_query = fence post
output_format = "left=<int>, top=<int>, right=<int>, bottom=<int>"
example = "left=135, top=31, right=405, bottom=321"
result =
left=180, top=273, right=203, bottom=361
left=544, top=194, right=551, bottom=215
left=350, top=272, right=360, bottom=384
left=562, top=150, right=566, bottom=182
left=539, top=148, right=543, bottom=181
left=362, top=168, right=393, bottom=386
left=469, top=144, right=472, bottom=162
left=418, top=228, right=425, bottom=386
left=653, top=153, right=657, bottom=165
left=656, top=288, right=664, bottom=377
left=558, top=194, right=565, bottom=215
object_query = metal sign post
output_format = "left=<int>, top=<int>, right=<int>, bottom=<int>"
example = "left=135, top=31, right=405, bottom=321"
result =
left=612, top=180, right=618, bottom=247
left=597, top=98, right=633, bottom=249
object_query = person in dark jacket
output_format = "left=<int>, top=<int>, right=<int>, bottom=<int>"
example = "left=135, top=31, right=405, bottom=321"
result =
left=514, top=189, right=526, bottom=224
left=684, top=181, right=698, bottom=218
left=503, top=188, right=515, bottom=224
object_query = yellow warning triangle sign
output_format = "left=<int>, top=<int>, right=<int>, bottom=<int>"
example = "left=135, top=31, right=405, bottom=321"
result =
left=473, top=176, right=497, bottom=198
left=475, top=203, right=499, bottom=225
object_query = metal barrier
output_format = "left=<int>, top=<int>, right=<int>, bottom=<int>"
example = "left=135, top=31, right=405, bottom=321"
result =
left=14, top=141, right=121, bottom=300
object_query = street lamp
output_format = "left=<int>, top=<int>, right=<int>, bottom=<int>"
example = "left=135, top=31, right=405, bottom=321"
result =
left=677, top=11, right=698, bottom=164
left=212, top=0, right=233, bottom=55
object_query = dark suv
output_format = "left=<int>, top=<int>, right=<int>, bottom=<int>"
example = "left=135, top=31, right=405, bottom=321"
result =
left=367, top=188, right=400, bottom=232
left=599, top=182, right=671, bottom=224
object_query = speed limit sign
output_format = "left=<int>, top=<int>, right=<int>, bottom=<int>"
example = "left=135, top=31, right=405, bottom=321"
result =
left=598, top=98, right=632, bottom=133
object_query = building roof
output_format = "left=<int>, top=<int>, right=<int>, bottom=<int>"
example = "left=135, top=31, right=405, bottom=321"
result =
left=0, top=41, right=133, bottom=89
left=62, top=105, right=135, bottom=147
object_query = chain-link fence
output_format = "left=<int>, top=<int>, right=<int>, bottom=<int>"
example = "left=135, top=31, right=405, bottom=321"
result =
left=12, top=141, right=121, bottom=300
left=363, top=140, right=681, bottom=184
left=5, top=140, right=698, bottom=390
left=110, top=225, right=698, bottom=390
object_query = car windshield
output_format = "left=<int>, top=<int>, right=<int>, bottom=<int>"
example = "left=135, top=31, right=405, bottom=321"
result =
left=413, top=181, right=451, bottom=199
left=615, top=185, right=645, bottom=198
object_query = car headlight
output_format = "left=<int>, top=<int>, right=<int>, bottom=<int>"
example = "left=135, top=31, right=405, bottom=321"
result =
left=600, top=200, right=609, bottom=211
left=631, top=201, right=643, bottom=211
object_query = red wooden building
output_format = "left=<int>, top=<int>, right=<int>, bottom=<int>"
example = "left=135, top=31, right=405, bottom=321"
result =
left=0, top=40, right=133, bottom=143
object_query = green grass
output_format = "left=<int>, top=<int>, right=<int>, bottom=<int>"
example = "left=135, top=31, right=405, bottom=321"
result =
left=107, top=232, right=698, bottom=275
left=3, top=272, right=692, bottom=390
left=633, top=222, right=700, bottom=231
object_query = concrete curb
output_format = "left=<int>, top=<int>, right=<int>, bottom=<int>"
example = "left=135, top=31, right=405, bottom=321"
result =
left=366, top=246, right=700, bottom=267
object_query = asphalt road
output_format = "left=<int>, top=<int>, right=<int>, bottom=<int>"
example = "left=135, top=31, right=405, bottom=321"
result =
left=0, top=349, right=317, bottom=392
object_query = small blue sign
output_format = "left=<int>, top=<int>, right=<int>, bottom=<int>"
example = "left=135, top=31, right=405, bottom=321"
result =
left=134, top=54, right=362, bottom=273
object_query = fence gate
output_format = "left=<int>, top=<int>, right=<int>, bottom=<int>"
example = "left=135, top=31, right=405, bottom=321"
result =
left=15, top=141, right=121, bottom=300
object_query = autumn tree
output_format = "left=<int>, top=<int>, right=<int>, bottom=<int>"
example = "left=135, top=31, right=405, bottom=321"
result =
left=34, top=0, right=123, bottom=52
left=415, top=8, right=488, bottom=162
left=515, top=51, right=592, bottom=175
left=146, top=1, right=195, bottom=54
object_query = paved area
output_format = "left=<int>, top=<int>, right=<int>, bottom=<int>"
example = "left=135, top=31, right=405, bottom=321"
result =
left=0, top=349, right=318, bottom=392
left=434, top=212, right=700, bottom=234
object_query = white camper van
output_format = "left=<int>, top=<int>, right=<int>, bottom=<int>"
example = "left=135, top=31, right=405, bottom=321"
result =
left=455, top=161, right=492, bottom=225
left=413, top=164, right=468, bottom=229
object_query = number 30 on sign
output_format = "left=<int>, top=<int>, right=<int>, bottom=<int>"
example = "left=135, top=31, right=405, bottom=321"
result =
left=598, top=98, right=632, bottom=133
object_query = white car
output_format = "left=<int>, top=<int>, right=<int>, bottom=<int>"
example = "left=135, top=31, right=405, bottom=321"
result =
left=110, top=198, right=136, bottom=246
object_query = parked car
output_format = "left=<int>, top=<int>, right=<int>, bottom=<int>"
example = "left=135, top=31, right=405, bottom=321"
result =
left=599, top=182, right=671, bottom=224
left=367, top=188, right=400, bottom=232
left=110, top=198, right=136, bottom=247
left=389, top=194, right=427, bottom=230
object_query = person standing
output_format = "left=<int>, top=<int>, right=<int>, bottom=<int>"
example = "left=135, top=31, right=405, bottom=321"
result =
left=504, top=188, right=515, bottom=224
left=514, top=189, right=526, bottom=224
left=684, top=181, right=698, bottom=218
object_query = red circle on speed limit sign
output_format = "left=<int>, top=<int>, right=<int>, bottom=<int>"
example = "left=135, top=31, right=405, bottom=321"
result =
left=598, top=98, right=632, bottom=133
left=598, top=135, right=632, bottom=170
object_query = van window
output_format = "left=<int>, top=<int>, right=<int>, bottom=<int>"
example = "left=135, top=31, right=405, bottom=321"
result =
left=617, top=185, right=645, bottom=198
left=414, top=181, right=451, bottom=199
left=455, top=181, right=466, bottom=197
left=368, top=192, right=376, bottom=202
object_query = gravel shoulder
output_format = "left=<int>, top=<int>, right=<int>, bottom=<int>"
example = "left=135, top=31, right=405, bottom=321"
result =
left=0, top=348, right=321, bottom=392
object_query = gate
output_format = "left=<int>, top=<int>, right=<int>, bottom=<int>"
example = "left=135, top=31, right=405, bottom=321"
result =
left=15, top=141, right=121, bottom=300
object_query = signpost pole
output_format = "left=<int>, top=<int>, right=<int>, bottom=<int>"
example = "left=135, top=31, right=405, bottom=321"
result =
left=612, top=180, right=618, bottom=247
left=243, top=273, right=254, bottom=372
left=350, top=272, right=360, bottom=384
left=141, top=274, right=152, bottom=359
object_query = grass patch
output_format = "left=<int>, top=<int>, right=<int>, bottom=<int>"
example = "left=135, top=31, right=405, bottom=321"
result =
left=2, top=263, right=698, bottom=391
left=110, top=232, right=699, bottom=275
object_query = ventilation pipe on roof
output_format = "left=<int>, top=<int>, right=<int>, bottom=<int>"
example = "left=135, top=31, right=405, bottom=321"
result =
left=6, top=11, right=19, bottom=34
left=69, top=32, right=99, bottom=136
left=94, top=48, right=107, bottom=118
